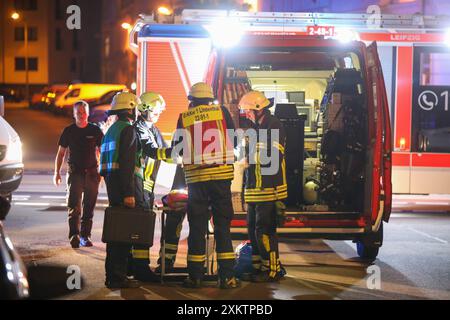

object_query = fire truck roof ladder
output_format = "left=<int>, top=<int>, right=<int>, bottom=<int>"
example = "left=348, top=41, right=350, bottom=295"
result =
left=180, top=10, right=450, bottom=31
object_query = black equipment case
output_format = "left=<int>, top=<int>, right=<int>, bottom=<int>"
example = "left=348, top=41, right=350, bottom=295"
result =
left=102, top=207, right=156, bottom=246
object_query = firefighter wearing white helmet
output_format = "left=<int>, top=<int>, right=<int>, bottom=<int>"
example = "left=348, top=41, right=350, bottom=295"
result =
left=100, top=91, right=142, bottom=288
left=238, top=90, right=287, bottom=283
left=147, top=82, right=240, bottom=289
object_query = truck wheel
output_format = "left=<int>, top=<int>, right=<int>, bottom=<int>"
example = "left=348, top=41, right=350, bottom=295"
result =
left=356, top=223, right=383, bottom=261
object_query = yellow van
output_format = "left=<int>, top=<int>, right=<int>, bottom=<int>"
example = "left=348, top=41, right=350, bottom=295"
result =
left=54, top=83, right=127, bottom=116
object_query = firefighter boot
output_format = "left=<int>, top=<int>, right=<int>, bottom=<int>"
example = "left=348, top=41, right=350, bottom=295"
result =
left=218, top=277, right=241, bottom=289
left=131, top=247, right=159, bottom=282
left=182, top=277, right=203, bottom=289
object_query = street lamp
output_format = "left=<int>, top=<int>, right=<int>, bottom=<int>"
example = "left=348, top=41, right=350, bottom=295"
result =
left=121, top=22, right=132, bottom=31
left=157, top=6, right=172, bottom=16
left=11, top=12, right=29, bottom=104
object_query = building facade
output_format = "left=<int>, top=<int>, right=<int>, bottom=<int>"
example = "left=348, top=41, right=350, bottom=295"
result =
left=0, top=0, right=101, bottom=97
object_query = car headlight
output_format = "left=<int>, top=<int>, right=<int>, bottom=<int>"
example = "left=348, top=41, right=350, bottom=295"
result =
left=6, top=137, right=23, bottom=162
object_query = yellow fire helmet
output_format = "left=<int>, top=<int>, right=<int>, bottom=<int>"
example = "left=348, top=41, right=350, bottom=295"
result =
left=238, top=91, right=272, bottom=111
left=188, top=82, right=214, bottom=100
left=108, top=92, right=140, bottom=115
left=138, top=92, right=166, bottom=113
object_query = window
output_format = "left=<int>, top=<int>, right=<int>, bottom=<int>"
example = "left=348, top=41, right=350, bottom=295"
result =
left=28, top=27, right=38, bottom=41
left=420, top=52, right=450, bottom=86
left=65, top=89, right=80, bottom=99
left=412, top=47, right=450, bottom=153
left=14, top=0, right=37, bottom=10
left=55, top=28, right=63, bottom=50
left=15, top=58, right=25, bottom=71
left=14, top=27, right=24, bottom=41
left=14, top=57, right=38, bottom=71
left=14, top=27, right=38, bottom=41
left=28, top=58, right=38, bottom=70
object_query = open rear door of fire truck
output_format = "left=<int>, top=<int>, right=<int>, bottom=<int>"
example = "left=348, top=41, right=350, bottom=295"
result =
left=367, top=41, right=393, bottom=225
left=354, top=41, right=392, bottom=259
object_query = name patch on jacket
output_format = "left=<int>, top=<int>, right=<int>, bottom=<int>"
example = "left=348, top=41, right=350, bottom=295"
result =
left=182, top=105, right=223, bottom=127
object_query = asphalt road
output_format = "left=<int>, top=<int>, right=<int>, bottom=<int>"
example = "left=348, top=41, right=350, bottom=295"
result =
left=2, top=105, right=450, bottom=300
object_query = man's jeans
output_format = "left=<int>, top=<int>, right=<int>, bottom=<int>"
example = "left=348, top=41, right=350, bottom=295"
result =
left=67, top=169, right=101, bottom=239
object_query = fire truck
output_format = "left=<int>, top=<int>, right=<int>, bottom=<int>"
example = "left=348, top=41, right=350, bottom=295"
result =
left=129, top=10, right=449, bottom=259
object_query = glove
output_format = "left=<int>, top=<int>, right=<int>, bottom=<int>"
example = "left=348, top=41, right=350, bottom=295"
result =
left=275, top=201, right=287, bottom=227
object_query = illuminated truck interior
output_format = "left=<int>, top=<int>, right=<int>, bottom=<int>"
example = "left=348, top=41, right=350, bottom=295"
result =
left=219, top=45, right=371, bottom=220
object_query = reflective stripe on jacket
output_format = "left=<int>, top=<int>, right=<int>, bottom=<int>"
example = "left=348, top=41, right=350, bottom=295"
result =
left=134, top=118, right=167, bottom=192
left=179, top=104, right=235, bottom=184
left=244, top=113, right=288, bottom=203
left=100, top=120, right=130, bottom=175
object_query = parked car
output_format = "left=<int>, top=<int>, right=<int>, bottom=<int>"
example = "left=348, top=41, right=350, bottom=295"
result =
left=54, top=84, right=126, bottom=116
left=0, top=97, right=24, bottom=202
left=30, top=84, right=68, bottom=111
left=0, top=96, right=28, bottom=300
left=0, top=196, right=29, bottom=300
left=88, top=90, right=121, bottom=124
left=0, top=89, right=22, bottom=103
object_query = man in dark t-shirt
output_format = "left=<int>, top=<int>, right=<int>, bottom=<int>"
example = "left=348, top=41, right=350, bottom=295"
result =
left=54, top=101, right=104, bottom=248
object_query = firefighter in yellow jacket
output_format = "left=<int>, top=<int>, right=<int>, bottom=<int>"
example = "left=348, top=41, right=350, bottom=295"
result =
left=151, top=83, right=240, bottom=289
left=239, top=91, right=287, bottom=282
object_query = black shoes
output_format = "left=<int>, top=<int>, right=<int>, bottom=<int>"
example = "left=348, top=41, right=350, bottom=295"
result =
left=105, top=278, right=141, bottom=289
left=251, top=270, right=282, bottom=283
left=80, top=237, right=93, bottom=247
left=219, top=277, right=241, bottom=289
left=133, top=269, right=160, bottom=282
left=182, top=277, right=241, bottom=289
left=71, top=235, right=94, bottom=248
left=70, top=235, right=80, bottom=248
left=182, top=278, right=203, bottom=288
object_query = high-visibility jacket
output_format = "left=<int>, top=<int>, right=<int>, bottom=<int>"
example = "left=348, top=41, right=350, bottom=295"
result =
left=100, top=120, right=131, bottom=175
left=244, top=113, right=288, bottom=203
left=180, top=104, right=235, bottom=184
left=153, top=105, right=236, bottom=185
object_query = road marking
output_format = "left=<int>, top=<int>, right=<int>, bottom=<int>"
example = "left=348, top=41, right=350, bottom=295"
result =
left=414, top=202, right=450, bottom=206
left=13, top=202, right=51, bottom=206
left=12, top=196, right=31, bottom=200
left=407, top=227, right=448, bottom=244
left=40, top=196, right=66, bottom=199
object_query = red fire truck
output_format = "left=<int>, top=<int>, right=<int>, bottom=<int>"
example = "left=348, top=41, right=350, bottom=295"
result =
left=129, top=10, right=448, bottom=259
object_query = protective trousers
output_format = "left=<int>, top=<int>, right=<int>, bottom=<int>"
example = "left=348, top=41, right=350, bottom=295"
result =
left=247, top=202, right=281, bottom=278
left=104, top=173, right=132, bottom=283
left=158, top=209, right=186, bottom=267
left=187, top=180, right=235, bottom=281
left=158, top=165, right=187, bottom=269
left=130, top=178, right=154, bottom=278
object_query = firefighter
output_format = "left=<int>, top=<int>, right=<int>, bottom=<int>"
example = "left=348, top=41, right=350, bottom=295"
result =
left=129, top=92, right=167, bottom=282
left=238, top=91, right=287, bottom=282
left=100, top=92, right=141, bottom=289
left=150, top=83, right=240, bottom=289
